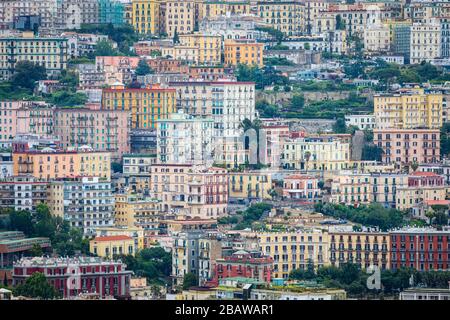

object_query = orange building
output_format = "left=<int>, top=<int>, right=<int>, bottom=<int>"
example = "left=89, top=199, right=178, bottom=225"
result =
left=13, top=147, right=111, bottom=181
left=224, top=39, right=264, bottom=67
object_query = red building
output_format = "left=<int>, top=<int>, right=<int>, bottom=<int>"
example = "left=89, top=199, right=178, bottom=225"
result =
left=211, top=251, right=273, bottom=286
left=407, top=172, right=445, bottom=187
left=13, top=257, right=133, bottom=299
left=390, top=229, right=450, bottom=271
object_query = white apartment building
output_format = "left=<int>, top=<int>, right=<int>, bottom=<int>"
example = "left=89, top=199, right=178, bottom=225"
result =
left=410, top=20, right=442, bottom=64
left=157, top=112, right=214, bottom=165
left=345, top=114, right=376, bottom=130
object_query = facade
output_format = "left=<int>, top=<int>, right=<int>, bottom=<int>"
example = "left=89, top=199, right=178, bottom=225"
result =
left=12, top=256, right=132, bottom=299
left=344, top=114, right=375, bottom=131
left=177, top=33, right=222, bottom=65
left=224, top=39, right=264, bottom=67
left=157, top=112, right=214, bottom=165
left=211, top=251, right=273, bottom=286
left=131, top=0, right=161, bottom=35
left=98, top=0, right=125, bottom=26
left=410, top=20, right=441, bottom=64
left=229, top=171, right=273, bottom=202
left=0, top=175, right=47, bottom=212
left=53, top=109, right=130, bottom=161
left=0, top=32, right=68, bottom=80
left=257, top=1, right=305, bottom=36
left=374, top=129, right=440, bottom=164
left=282, top=136, right=351, bottom=171
left=258, top=231, right=328, bottom=279
left=374, top=90, right=443, bottom=130
left=151, top=164, right=228, bottom=218
left=329, top=231, right=390, bottom=270
left=114, top=193, right=161, bottom=232
left=282, top=175, right=321, bottom=201
left=165, top=0, right=196, bottom=38
left=90, top=235, right=135, bottom=257
left=390, top=228, right=450, bottom=271
left=46, top=176, right=114, bottom=236
left=13, top=148, right=111, bottom=180
left=101, top=84, right=176, bottom=130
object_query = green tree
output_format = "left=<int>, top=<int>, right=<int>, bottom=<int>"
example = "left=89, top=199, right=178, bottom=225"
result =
left=362, top=145, right=384, bottom=161
left=332, top=118, right=347, bottom=134
left=30, top=243, right=43, bottom=257
left=11, top=61, right=47, bottom=90
left=182, top=272, right=198, bottom=290
left=13, top=272, right=59, bottom=299
left=135, top=59, right=153, bottom=76
left=94, top=39, right=117, bottom=56
left=173, top=28, right=180, bottom=44
left=9, top=210, right=34, bottom=236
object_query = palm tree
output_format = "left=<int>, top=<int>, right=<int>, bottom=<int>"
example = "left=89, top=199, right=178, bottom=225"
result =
left=304, top=151, right=312, bottom=172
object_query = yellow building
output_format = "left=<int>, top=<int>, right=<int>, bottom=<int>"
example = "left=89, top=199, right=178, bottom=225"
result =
left=329, top=231, right=390, bottom=270
left=257, top=230, right=329, bottom=279
left=92, top=226, right=145, bottom=250
left=224, top=39, right=264, bottom=67
left=90, top=235, right=136, bottom=257
left=374, top=88, right=443, bottom=130
left=178, top=33, right=222, bottom=65
left=229, top=170, right=273, bottom=201
left=0, top=31, right=68, bottom=80
left=101, top=84, right=176, bottom=129
left=257, top=1, right=305, bottom=36
left=13, top=148, right=111, bottom=180
left=200, top=1, right=251, bottom=19
left=282, top=136, right=351, bottom=171
left=114, top=193, right=162, bottom=232
left=131, top=0, right=162, bottom=35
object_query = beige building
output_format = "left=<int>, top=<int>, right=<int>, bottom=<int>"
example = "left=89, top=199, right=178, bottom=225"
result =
left=410, top=20, right=441, bottom=64
left=258, top=230, right=329, bottom=279
left=165, top=0, right=196, bottom=38
left=329, top=231, right=390, bottom=270
left=257, top=1, right=305, bottom=36
left=282, top=136, right=351, bottom=171
left=114, top=193, right=162, bottom=232
left=178, top=33, right=222, bottom=65
left=364, top=23, right=391, bottom=54
left=151, top=164, right=228, bottom=218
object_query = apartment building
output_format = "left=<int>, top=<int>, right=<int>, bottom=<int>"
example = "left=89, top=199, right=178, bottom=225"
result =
left=396, top=172, right=447, bottom=214
left=374, top=90, right=443, bottom=130
left=13, top=147, right=111, bottom=180
left=157, top=112, right=214, bottom=165
left=177, top=33, right=222, bottom=65
left=0, top=175, right=46, bottom=212
left=90, top=235, right=135, bottom=257
left=329, top=231, right=390, bottom=270
left=344, top=114, right=375, bottom=131
left=114, top=193, right=162, bottom=232
left=0, top=32, right=68, bottom=80
left=229, top=170, right=273, bottom=202
left=224, top=39, right=264, bottom=67
left=410, top=20, right=442, bottom=64
left=390, top=228, right=450, bottom=271
left=257, top=1, right=305, bottom=36
left=282, top=175, right=321, bottom=201
left=46, top=176, right=114, bottom=236
left=258, top=230, right=328, bottom=279
left=374, top=129, right=440, bottom=164
left=200, top=1, right=250, bottom=19
left=282, top=136, right=351, bottom=171
left=101, top=84, right=177, bottom=130
left=131, top=0, right=162, bottom=35
left=53, top=109, right=130, bottom=161
left=151, top=164, right=228, bottom=219
left=165, top=0, right=196, bottom=38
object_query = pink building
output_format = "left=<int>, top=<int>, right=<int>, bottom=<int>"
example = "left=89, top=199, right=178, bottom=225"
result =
left=374, top=129, right=440, bottom=164
left=282, top=174, right=321, bottom=201
left=408, top=171, right=445, bottom=187
left=53, top=108, right=130, bottom=161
